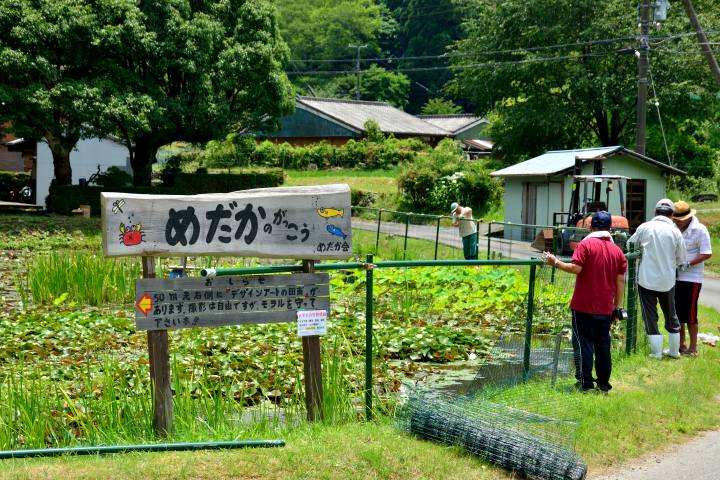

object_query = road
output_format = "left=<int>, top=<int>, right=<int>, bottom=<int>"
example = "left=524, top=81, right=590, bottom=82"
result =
left=699, top=275, right=720, bottom=310
left=351, top=218, right=540, bottom=259
left=591, top=430, right=720, bottom=480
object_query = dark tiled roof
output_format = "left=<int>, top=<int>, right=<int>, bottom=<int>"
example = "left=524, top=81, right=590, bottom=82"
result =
left=297, top=97, right=451, bottom=136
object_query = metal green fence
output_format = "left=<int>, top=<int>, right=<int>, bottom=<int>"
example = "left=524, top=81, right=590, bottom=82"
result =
left=204, top=252, right=641, bottom=421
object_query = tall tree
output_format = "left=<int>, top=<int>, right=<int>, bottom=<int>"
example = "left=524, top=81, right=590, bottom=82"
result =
left=384, top=0, right=464, bottom=113
left=0, top=0, right=115, bottom=185
left=104, top=0, right=294, bottom=185
left=450, top=0, right=720, bottom=166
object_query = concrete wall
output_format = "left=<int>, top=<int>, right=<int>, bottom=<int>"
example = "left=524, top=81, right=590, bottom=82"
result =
left=36, top=138, right=131, bottom=207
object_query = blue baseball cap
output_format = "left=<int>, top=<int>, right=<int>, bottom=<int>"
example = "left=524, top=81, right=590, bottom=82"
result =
left=591, top=210, right=612, bottom=228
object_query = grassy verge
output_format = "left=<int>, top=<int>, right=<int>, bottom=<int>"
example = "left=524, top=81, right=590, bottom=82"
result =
left=283, top=169, right=398, bottom=196
left=4, top=306, right=719, bottom=479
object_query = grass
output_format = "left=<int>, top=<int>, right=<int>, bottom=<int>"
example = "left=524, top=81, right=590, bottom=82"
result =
left=2, top=306, right=719, bottom=479
left=284, top=169, right=399, bottom=196
left=694, top=204, right=720, bottom=275
left=352, top=229, right=464, bottom=261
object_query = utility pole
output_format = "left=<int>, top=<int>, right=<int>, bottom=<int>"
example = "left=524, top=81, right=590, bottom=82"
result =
left=349, top=44, right=367, bottom=100
left=634, top=0, right=651, bottom=156
left=681, top=0, right=720, bottom=86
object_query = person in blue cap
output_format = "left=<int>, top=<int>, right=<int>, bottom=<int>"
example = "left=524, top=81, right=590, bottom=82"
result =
left=543, top=211, right=627, bottom=394
left=451, top=202, right=478, bottom=260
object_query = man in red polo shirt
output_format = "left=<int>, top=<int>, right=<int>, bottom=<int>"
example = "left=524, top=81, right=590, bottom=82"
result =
left=544, top=211, right=627, bottom=393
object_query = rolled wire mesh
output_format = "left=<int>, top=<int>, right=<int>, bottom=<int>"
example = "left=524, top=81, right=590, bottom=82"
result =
left=398, top=391, right=586, bottom=480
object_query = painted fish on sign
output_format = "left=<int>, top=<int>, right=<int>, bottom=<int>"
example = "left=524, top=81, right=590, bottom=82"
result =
left=101, top=184, right=352, bottom=259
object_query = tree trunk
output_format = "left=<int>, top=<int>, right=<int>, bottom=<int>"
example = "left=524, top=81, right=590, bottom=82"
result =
left=44, top=131, right=78, bottom=186
left=131, top=138, right=159, bottom=186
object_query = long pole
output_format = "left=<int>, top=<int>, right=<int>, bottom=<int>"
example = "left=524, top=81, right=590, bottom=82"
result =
left=349, top=44, right=367, bottom=100
left=301, top=259, right=323, bottom=421
left=365, top=254, right=374, bottom=420
left=635, top=0, right=651, bottom=156
left=681, top=0, right=720, bottom=86
left=523, top=264, right=537, bottom=380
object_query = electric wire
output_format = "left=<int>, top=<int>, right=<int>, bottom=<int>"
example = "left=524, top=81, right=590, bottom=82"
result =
left=647, top=60, right=674, bottom=168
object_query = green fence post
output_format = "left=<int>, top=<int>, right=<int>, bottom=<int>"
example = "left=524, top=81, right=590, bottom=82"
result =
left=434, top=216, right=440, bottom=260
left=550, top=228, right=557, bottom=284
left=626, top=245, right=638, bottom=354
left=375, top=209, right=382, bottom=255
left=523, top=264, right=537, bottom=380
left=486, top=221, right=492, bottom=260
left=403, top=214, right=410, bottom=261
left=365, top=254, right=374, bottom=421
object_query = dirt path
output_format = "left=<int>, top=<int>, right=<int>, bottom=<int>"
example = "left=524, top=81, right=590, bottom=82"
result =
left=590, top=430, right=720, bottom=479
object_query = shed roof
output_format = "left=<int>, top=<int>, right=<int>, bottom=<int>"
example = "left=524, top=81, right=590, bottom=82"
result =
left=417, top=114, right=488, bottom=135
left=490, top=146, right=685, bottom=177
left=297, top=97, right=450, bottom=137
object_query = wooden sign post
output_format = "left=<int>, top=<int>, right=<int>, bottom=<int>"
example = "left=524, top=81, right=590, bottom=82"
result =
left=103, top=185, right=351, bottom=433
left=141, top=256, right=173, bottom=436
left=301, top=260, right=323, bottom=421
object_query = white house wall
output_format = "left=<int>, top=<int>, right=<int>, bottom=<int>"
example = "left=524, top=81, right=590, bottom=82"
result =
left=36, top=138, right=131, bottom=207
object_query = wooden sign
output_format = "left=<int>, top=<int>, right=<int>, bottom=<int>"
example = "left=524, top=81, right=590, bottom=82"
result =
left=134, top=273, right=330, bottom=331
left=101, top=184, right=352, bottom=259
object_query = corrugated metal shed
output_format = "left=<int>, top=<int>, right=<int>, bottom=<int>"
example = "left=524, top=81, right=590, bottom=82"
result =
left=417, top=114, right=487, bottom=135
left=298, top=97, right=450, bottom=137
left=491, top=146, right=685, bottom=177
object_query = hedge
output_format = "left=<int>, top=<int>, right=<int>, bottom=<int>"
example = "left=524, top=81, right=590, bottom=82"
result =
left=46, top=169, right=284, bottom=216
left=0, top=171, right=31, bottom=201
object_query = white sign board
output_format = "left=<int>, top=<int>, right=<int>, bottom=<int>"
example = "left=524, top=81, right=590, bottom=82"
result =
left=297, top=310, right=328, bottom=337
left=101, top=184, right=352, bottom=259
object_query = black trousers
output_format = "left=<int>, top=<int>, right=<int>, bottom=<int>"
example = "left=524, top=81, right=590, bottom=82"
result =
left=571, top=310, right=613, bottom=391
left=638, top=285, right=680, bottom=335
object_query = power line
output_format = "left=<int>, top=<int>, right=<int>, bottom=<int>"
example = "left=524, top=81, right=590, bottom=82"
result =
left=290, top=36, right=637, bottom=64
left=286, top=51, right=620, bottom=77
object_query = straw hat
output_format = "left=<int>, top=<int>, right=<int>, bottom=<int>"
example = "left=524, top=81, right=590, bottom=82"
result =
left=672, top=200, right=696, bottom=221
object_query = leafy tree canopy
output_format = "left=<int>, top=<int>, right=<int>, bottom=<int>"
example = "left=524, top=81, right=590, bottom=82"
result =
left=0, top=0, right=128, bottom=185
left=103, top=0, right=295, bottom=185
left=420, top=98, right=463, bottom=115
left=308, top=65, right=410, bottom=108
left=449, top=0, right=720, bottom=169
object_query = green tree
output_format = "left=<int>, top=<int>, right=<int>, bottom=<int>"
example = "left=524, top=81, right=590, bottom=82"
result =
left=450, top=0, right=720, bottom=167
left=104, top=0, right=295, bottom=185
left=384, top=0, right=464, bottom=113
left=420, top=98, right=463, bottom=115
left=313, top=65, right=410, bottom=108
left=0, top=0, right=125, bottom=185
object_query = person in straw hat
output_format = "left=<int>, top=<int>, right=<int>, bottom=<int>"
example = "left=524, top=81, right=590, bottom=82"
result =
left=672, top=200, right=712, bottom=356
left=628, top=198, right=687, bottom=359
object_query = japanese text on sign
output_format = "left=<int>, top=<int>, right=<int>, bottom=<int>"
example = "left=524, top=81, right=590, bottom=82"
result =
left=297, top=310, right=328, bottom=337
left=102, top=185, right=352, bottom=259
left=134, top=273, right=330, bottom=331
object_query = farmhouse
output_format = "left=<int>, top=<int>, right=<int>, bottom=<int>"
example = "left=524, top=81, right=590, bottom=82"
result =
left=491, top=146, right=685, bottom=237
left=417, top=114, right=493, bottom=158
left=259, top=96, right=451, bottom=146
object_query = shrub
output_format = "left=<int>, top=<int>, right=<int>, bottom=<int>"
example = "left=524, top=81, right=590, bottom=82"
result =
left=46, top=169, right=284, bottom=216
left=0, top=171, right=31, bottom=201
left=397, top=139, right=501, bottom=215
left=95, top=166, right=133, bottom=188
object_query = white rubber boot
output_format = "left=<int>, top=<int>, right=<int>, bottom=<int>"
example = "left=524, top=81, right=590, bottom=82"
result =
left=648, top=335, right=663, bottom=359
left=664, top=332, right=681, bottom=359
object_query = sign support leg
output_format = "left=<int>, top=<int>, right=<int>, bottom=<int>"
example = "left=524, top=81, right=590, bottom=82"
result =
left=301, top=259, right=324, bottom=421
left=142, top=256, right=173, bottom=436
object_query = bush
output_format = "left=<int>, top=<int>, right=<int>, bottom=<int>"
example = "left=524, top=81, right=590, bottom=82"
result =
left=0, top=171, right=31, bottom=201
left=397, top=139, right=501, bottom=215
left=46, top=169, right=284, bottom=216
left=95, top=166, right=133, bottom=188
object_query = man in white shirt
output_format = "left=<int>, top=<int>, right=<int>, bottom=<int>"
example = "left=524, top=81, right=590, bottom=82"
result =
left=673, top=201, right=712, bottom=356
left=628, top=198, right=687, bottom=359
left=451, top=202, right=478, bottom=260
